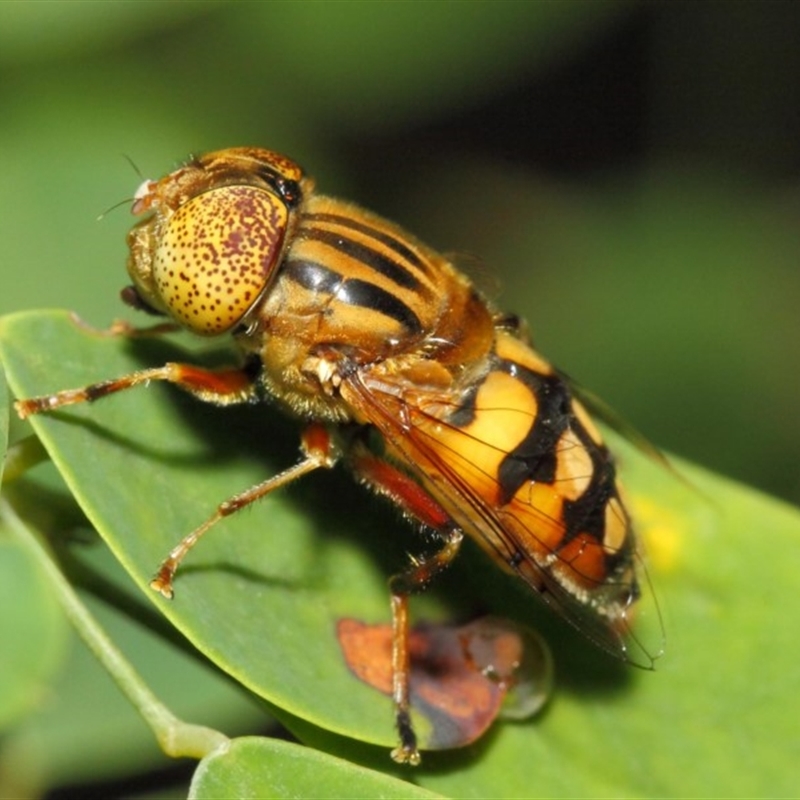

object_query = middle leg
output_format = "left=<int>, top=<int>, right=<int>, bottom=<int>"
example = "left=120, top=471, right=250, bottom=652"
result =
left=151, top=423, right=340, bottom=598
left=349, top=448, right=464, bottom=766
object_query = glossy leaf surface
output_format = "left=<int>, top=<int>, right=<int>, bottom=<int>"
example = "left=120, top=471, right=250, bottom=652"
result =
left=0, top=365, right=70, bottom=733
left=190, top=737, right=443, bottom=800
left=1, top=310, right=798, bottom=797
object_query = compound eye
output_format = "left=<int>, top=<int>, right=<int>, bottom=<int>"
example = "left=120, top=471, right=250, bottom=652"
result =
left=152, top=185, right=288, bottom=335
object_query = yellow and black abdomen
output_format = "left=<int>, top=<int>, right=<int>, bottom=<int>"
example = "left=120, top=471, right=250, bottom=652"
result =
left=365, top=328, right=639, bottom=631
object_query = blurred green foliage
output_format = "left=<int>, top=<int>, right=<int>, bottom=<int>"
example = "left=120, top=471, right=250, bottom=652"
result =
left=1, top=2, right=798, bottom=506
left=1, top=3, right=799, bottom=797
left=1, top=2, right=798, bottom=505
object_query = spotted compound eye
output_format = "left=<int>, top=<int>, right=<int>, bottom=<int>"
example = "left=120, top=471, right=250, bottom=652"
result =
left=152, top=185, right=288, bottom=335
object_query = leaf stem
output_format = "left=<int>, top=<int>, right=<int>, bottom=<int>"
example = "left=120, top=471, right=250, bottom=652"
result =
left=0, top=498, right=229, bottom=760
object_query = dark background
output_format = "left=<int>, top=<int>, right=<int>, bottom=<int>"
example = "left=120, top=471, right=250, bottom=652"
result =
left=2, top=2, right=798, bottom=504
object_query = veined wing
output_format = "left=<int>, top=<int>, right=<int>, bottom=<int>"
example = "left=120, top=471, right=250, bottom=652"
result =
left=340, top=332, right=663, bottom=668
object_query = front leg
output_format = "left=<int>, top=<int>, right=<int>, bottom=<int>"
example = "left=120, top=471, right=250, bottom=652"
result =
left=15, top=361, right=259, bottom=419
left=350, top=449, right=464, bottom=766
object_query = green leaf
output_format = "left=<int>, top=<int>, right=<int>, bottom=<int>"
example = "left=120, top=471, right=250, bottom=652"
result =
left=0, top=532, right=269, bottom=795
left=0, top=532, right=69, bottom=732
left=190, top=737, right=442, bottom=800
left=1, top=309, right=798, bottom=797
left=0, top=310, right=414, bottom=747
left=0, top=363, right=69, bottom=733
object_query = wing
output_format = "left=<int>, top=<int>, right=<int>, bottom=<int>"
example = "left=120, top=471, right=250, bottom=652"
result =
left=340, top=332, right=663, bottom=668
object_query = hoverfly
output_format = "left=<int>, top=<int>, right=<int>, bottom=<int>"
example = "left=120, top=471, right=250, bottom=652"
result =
left=16, top=147, right=661, bottom=764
